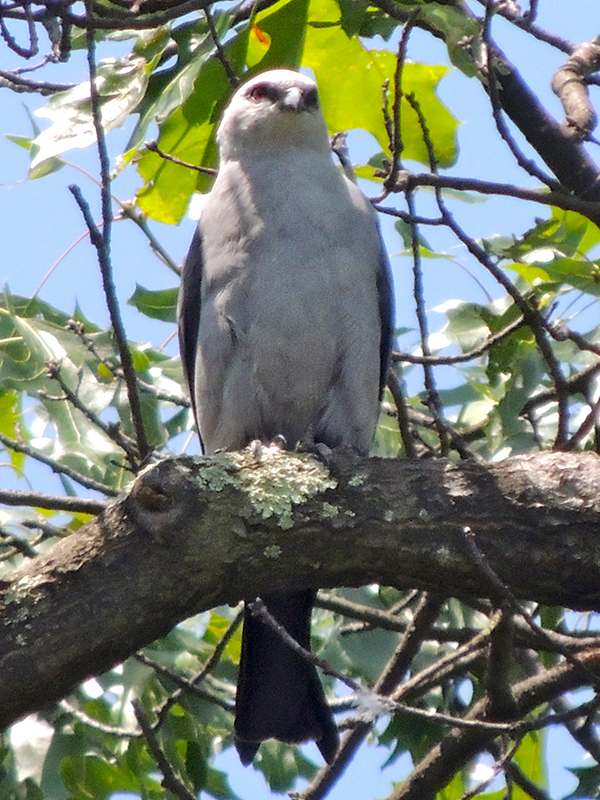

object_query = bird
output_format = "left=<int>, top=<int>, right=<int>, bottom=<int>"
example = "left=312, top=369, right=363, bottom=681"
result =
left=178, top=68, right=394, bottom=766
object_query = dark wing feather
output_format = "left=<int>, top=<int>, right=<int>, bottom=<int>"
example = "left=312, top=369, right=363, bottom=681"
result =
left=178, top=224, right=204, bottom=451
left=376, top=238, right=395, bottom=400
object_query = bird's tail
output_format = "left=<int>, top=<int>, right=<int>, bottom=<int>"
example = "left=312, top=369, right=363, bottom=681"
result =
left=234, top=589, right=340, bottom=765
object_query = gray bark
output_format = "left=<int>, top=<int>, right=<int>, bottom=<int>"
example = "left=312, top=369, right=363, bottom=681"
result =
left=1, top=448, right=600, bottom=729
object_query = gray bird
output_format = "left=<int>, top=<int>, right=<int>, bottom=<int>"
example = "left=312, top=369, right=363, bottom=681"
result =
left=178, top=68, right=394, bottom=765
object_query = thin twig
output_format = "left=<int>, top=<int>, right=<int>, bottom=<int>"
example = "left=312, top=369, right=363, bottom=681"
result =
left=0, top=0, right=37, bottom=58
left=68, top=321, right=190, bottom=408
left=60, top=699, right=140, bottom=737
left=302, top=595, right=443, bottom=800
left=0, top=530, right=38, bottom=558
left=0, top=67, right=74, bottom=93
left=459, top=740, right=522, bottom=800
left=145, top=140, right=217, bottom=176
left=69, top=185, right=151, bottom=462
left=134, top=652, right=234, bottom=713
left=133, top=700, right=197, bottom=800
left=461, top=525, right=600, bottom=692
left=150, top=608, right=243, bottom=726
left=472, top=0, right=578, bottom=58
left=77, top=2, right=150, bottom=462
left=250, top=598, right=361, bottom=694
left=384, top=171, right=600, bottom=224
left=204, top=5, right=238, bottom=87
left=435, top=201, right=570, bottom=447
left=383, top=15, right=415, bottom=193
left=43, top=360, right=139, bottom=468
left=386, top=369, right=418, bottom=458
left=0, top=488, right=105, bottom=514
left=482, top=0, right=562, bottom=191
left=118, top=203, right=181, bottom=274
left=0, top=430, right=118, bottom=496
left=406, top=199, right=448, bottom=450
left=394, top=315, right=525, bottom=366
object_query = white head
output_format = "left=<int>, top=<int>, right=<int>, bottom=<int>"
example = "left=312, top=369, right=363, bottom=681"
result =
left=216, top=69, right=331, bottom=161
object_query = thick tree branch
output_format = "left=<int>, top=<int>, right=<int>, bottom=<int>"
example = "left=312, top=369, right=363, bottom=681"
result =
left=2, top=448, right=600, bottom=730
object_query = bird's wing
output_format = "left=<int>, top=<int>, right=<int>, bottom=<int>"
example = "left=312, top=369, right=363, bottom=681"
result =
left=376, top=234, right=395, bottom=401
left=178, top=224, right=204, bottom=451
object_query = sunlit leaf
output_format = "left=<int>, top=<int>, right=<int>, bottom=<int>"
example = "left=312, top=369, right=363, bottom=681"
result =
left=0, top=390, right=25, bottom=473
left=31, top=53, right=154, bottom=169
left=304, top=0, right=458, bottom=167
left=127, top=284, right=178, bottom=322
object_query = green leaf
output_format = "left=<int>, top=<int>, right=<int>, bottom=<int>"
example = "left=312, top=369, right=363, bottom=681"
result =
left=395, top=219, right=432, bottom=251
left=437, top=769, right=466, bottom=800
left=137, top=68, right=224, bottom=222
left=335, top=0, right=369, bottom=37
left=60, top=753, right=142, bottom=799
left=204, top=764, right=242, bottom=800
left=419, top=3, right=482, bottom=78
left=512, top=732, right=546, bottom=799
left=304, top=0, right=458, bottom=168
left=128, top=17, right=229, bottom=152
left=253, top=740, right=317, bottom=793
left=127, top=284, right=178, bottom=322
left=251, top=0, right=311, bottom=71
left=565, top=764, right=600, bottom=799
left=0, top=391, right=25, bottom=473
left=380, top=712, right=445, bottom=765
left=31, top=52, right=153, bottom=169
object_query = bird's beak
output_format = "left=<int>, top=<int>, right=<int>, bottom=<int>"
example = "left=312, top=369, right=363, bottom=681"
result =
left=277, top=87, right=305, bottom=113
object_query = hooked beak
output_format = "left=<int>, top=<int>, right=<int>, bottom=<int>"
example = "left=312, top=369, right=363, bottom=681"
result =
left=277, top=87, right=306, bottom=113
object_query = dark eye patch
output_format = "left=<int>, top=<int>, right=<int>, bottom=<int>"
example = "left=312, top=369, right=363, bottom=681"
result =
left=248, top=82, right=281, bottom=103
left=303, top=87, right=319, bottom=109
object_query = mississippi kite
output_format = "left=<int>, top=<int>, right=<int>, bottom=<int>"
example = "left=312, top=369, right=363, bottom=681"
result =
left=178, top=68, right=394, bottom=765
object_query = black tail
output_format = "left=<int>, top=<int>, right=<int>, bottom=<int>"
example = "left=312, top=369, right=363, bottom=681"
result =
left=234, top=589, right=340, bottom=765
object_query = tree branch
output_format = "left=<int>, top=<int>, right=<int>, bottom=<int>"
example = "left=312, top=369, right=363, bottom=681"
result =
left=3, top=448, right=600, bottom=730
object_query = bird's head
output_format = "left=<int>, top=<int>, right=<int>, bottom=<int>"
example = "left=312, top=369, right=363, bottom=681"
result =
left=216, top=69, right=331, bottom=160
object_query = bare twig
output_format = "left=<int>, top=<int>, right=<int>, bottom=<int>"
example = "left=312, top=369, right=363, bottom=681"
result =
left=43, top=360, right=139, bottom=469
left=403, top=95, right=450, bottom=455
left=69, top=185, right=150, bottom=462
left=60, top=698, right=140, bottom=737
left=302, top=595, right=443, bottom=800
left=0, top=430, right=118, bottom=496
left=0, top=0, right=37, bottom=58
left=393, top=314, right=525, bottom=366
left=383, top=12, right=419, bottom=194
left=386, top=369, right=418, bottom=458
left=249, top=598, right=361, bottom=694
left=74, top=1, right=149, bottom=463
left=135, top=652, right=234, bottom=714
left=145, top=140, right=217, bottom=176
left=459, top=740, right=521, bottom=800
left=460, top=525, right=600, bottom=692
left=150, top=607, right=243, bottom=726
left=133, top=700, right=197, bottom=800
left=482, top=1, right=562, bottom=192
left=0, top=68, right=75, bottom=93
left=204, top=5, right=238, bottom=87
left=434, top=200, right=570, bottom=447
left=385, top=171, right=600, bottom=225
left=0, top=488, right=105, bottom=514
left=117, top=203, right=181, bottom=275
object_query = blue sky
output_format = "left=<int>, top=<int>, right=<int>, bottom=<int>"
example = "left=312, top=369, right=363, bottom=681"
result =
left=2, top=1, right=600, bottom=797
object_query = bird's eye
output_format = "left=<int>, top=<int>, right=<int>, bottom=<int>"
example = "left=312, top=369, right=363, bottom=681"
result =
left=248, top=83, right=280, bottom=103
left=303, top=88, right=319, bottom=109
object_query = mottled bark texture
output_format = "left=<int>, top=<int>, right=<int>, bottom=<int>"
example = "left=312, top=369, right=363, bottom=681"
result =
left=1, top=447, right=600, bottom=729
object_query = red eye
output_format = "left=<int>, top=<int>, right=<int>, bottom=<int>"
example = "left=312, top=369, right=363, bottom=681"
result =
left=248, top=83, right=280, bottom=102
